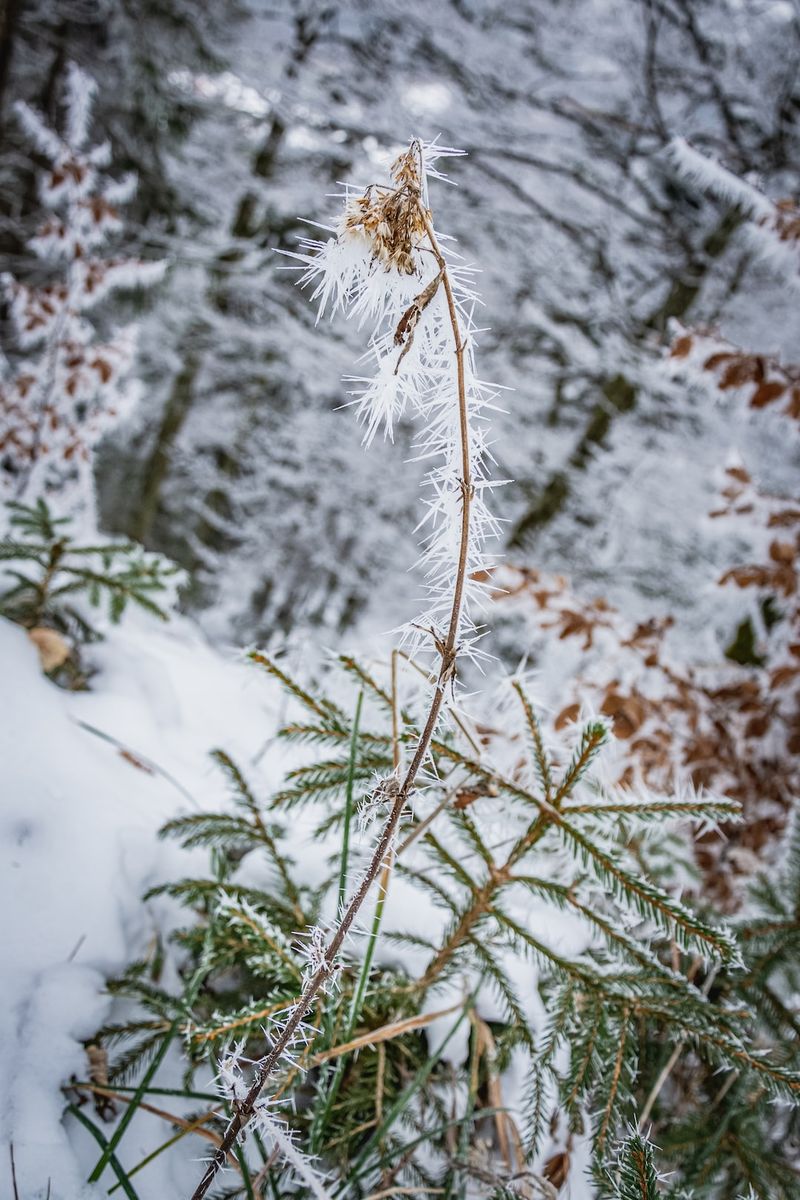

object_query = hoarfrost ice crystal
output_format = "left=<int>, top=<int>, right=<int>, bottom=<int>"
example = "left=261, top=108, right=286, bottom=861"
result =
left=283, top=140, right=502, bottom=673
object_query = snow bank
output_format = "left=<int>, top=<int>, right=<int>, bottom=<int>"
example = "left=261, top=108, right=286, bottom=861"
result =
left=0, top=615, right=281, bottom=1198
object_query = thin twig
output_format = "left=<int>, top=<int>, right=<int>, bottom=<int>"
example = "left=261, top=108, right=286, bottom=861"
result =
left=637, top=957, right=711, bottom=1129
left=373, top=650, right=402, bottom=929
left=391, top=649, right=401, bottom=772
left=364, top=1189, right=445, bottom=1200
left=9, top=1145, right=20, bottom=1200
left=375, top=1041, right=387, bottom=1126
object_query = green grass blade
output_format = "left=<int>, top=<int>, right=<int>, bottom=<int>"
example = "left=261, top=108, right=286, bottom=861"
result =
left=87, top=1019, right=178, bottom=1183
left=67, top=1104, right=140, bottom=1200
left=338, top=691, right=364, bottom=916
left=88, top=926, right=215, bottom=1182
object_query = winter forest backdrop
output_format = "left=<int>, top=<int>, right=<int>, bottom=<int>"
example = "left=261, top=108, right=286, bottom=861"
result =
left=1, top=2, right=800, bottom=1199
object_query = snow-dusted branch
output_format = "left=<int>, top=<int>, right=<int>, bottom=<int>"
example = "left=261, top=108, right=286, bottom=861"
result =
left=0, top=64, right=165, bottom=514
left=667, top=137, right=774, bottom=222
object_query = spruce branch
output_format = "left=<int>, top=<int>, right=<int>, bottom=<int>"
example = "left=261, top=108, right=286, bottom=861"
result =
left=420, top=731, right=741, bottom=970
left=596, top=1004, right=632, bottom=1153
left=512, top=680, right=555, bottom=804
left=1, top=499, right=180, bottom=641
left=211, top=749, right=303, bottom=921
left=249, top=650, right=343, bottom=725
left=604, top=1131, right=661, bottom=1200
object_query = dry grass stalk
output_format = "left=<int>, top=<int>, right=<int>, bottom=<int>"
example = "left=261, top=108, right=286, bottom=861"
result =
left=311, top=1000, right=462, bottom=1066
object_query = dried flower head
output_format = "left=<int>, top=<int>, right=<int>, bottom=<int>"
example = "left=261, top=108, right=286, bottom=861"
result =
left=341, top=145, right=431, bottom=275
left=281, top=139, right=502, bottom=672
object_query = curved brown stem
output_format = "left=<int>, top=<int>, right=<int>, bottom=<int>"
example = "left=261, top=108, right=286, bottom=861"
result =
left=188, top=194, right=473, bottom=1200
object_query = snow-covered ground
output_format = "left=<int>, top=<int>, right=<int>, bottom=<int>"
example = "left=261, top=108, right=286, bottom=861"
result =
left=0, top=613, right=284, bottom=1198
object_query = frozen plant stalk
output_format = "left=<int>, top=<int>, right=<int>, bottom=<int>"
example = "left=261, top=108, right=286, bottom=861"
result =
left=295, top=140, right=501, bottom=672
left=189, top=140, right=500, bottom=1200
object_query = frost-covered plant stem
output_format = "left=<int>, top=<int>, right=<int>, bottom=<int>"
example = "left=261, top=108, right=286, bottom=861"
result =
left=189, top=147, right=475, bottom=1200
left=421, top=210, right=473, bottom=660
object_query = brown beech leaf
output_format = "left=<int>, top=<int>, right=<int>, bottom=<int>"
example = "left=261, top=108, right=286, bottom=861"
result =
left=555, top=702, right=581, bottom=730
left=771, top=665, right=800, bottom=688
left=600, top=689, right=648, bottom=739
left=453, top=788, right=481, bottom=810
left=670, top=334, right=693, bottom=358
left=751, top=380, right=786, bottom=408
left=28, top=627, right=71, bottom=672
left=719, top=357, right=762, bottom=389
left=556, top=610, right=596, bottom=647
left=769, top=539, right=796, bottom=564
left=704, top=351, right=736, bottom=371
left=768, top=509, right=800, bottom=528
left=744, top=714, right=770, bottom=739
left=719, top=565, right=769, bottom=588
left=618, top=764, right=637, bottom=788
left=543, top=1150, right=570, bottom=1189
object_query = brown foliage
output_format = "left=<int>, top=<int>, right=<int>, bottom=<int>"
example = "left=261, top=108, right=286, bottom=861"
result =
left=492, top=472, right=800, bottom=907
left=669, top=329, right=800, bottom=421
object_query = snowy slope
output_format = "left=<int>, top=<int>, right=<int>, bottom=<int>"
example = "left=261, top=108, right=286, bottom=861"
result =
left=0, top=614, right=282, bottom=1199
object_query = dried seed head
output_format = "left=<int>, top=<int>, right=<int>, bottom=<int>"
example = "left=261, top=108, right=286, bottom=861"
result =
left=341, top=147, right=431, bottom=275
left=390, top=145, right=423, bottom=190
left=285, top=138, right=499, bottom=667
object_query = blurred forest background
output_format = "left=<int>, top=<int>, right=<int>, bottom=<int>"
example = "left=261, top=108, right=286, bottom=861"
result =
left=1, top=0, right=798, bottom=651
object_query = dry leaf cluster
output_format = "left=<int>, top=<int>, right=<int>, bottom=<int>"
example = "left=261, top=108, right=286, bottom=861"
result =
left=342, top=145, right=431, bottom=275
